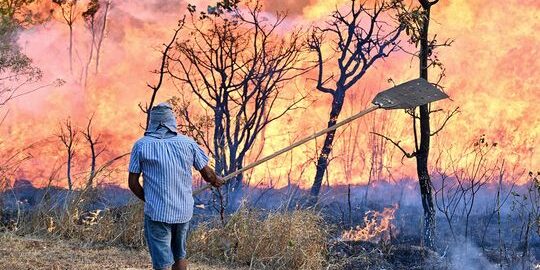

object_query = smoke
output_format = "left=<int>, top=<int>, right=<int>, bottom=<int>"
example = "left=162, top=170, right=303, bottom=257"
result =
left=448, top=240, right=497, bottom=270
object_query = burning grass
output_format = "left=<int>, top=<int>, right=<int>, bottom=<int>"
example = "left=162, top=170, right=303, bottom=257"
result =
left=188, top=207, right=328, bottom=269
left=341, top=204, right=398, bottom=243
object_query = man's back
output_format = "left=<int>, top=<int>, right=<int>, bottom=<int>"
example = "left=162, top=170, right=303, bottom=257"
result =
left=128, top=102, right=221, bottom=270
left=128, top=134, right=208, bottom=223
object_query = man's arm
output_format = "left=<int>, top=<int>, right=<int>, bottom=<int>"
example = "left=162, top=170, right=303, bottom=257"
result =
left=128, top=172, right=145, bottom=202
left=199, top=165, right=223, bottom=187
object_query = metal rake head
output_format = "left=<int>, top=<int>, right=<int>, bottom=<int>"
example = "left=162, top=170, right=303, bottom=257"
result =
left=372, top=78, right=449, bottom=109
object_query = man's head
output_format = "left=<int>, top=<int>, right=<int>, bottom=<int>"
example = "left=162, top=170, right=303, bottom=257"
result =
left=145, top=102, right=178, bottom=138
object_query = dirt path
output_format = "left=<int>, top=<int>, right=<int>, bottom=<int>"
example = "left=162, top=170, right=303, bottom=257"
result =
left=0, top=234, right=243, bottom=270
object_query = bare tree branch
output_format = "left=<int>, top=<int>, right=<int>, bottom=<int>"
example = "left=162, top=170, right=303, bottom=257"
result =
left=371, top=132, right=416, bottom=160
left=430, top=106, right=459, bottom=136
left=144, top=17, right=186, bottom=129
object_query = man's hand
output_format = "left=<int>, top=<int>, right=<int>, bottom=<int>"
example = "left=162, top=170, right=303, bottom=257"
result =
left=199, top=165, right=223, bottom=188
left=211, top=176, right=224, bottom=188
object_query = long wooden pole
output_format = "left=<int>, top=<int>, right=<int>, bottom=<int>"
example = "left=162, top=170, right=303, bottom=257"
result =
left=193, top=105, right=380, bottom=196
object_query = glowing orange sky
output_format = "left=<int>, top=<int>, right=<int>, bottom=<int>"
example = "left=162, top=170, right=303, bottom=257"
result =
left=2, top=0, right=538, bottom=188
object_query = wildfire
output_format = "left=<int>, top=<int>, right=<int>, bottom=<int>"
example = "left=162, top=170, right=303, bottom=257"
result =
left=341, top=204, right=398, bottom=243
left=0, top=0, right=538, bottom=189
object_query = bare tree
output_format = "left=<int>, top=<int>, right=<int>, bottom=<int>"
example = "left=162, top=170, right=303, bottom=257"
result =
left=82, top=0, right=99, bottom=88
left=433, top=136, right=502, bottom=242
left=94, top=0, right=111, bottom=74
left=168, top=0, right=309, bottom=208
left=81, top=114, right=103, bottom=188
left=307, top=0, right=403, bottom=201
left=372, top=0, right=457, bottom=248
left=479, top=160, right=517, bottom=249
left=53, top=0, right=80, bottom=74
left=433, top=153, right=462, bottom=241
left=453, top=136, right=498, bottom=239
left=58, top=118, right=78, bottom=191
left=411, top=0, right=441, bottom=248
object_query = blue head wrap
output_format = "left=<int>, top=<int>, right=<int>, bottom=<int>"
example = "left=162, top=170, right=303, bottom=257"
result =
left=144, top=102, right=178, bottom=139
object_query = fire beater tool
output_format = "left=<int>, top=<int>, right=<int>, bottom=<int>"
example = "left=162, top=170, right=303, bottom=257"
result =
left=193, top=78, right=449, bottom=196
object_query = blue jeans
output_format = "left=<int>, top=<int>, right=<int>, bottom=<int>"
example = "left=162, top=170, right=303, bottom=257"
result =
left=144, top=215, right=189, bottom=270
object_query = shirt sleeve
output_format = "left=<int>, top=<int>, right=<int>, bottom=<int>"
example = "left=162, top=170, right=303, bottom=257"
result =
left=128, top=143, right=142, bottom=173
left=192, top=142, right=209, bottom=171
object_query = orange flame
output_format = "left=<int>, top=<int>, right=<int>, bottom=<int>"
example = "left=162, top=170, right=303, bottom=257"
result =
left=341, top=204, right=398, bottom=243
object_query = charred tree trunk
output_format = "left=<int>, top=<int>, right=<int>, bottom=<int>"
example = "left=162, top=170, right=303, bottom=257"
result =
left=310, top=90, right=345, bottom=198
left=88, top=140, right=96, bottom=180
left=213, top=107, right=226, bottom=176
left=417, top=0, right=436, bottom=248
left=66, top=153, right=73, bottom=191
left=212, top=103, right=244, bottom=210
left=83, top=115, right=100, bottom=188
left=58, top=119, right=77, bottom=192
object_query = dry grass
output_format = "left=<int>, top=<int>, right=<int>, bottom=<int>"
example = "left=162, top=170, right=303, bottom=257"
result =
left=188, top=207, right=328, bottom=269
left=0, top=234, right=151, bottom=270
left=0, top=234, right=247, bottom=269
left=15, top=193, right=146, bottom=248
left=3, top=195, right=329, bottom=269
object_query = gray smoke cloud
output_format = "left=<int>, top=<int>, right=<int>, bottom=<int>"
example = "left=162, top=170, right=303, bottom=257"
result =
left=448, top=241, right=496, bottom=270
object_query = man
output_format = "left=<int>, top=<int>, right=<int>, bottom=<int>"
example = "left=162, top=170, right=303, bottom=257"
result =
left=128, top=102, right=222, bottom=270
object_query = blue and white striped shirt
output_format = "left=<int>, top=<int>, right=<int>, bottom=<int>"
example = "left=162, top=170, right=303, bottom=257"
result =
left=128, top=135, right=209, bottom=223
